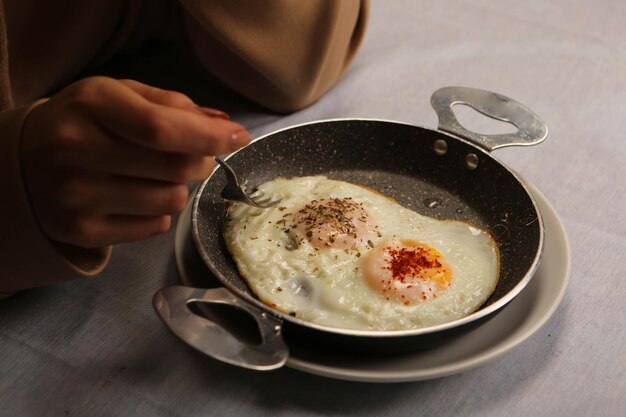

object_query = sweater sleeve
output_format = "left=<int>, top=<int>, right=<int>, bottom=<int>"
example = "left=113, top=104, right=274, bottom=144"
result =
left=0, top=101, right=111, bottom=298
left=179, top=0, right=369, bottom=112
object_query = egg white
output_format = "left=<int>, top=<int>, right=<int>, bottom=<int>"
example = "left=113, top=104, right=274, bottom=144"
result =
left=223, top=176, right=499, bottom=331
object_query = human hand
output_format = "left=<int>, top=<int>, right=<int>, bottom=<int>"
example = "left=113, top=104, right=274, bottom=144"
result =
left=20, top=76, right=250, bottom=248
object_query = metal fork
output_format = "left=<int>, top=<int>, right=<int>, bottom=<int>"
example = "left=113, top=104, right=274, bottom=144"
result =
left=215, top=156, right=281, bottom=208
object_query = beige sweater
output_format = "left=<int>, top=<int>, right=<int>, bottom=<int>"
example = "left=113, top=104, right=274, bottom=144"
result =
left=0, top=0, right=368, bottom=296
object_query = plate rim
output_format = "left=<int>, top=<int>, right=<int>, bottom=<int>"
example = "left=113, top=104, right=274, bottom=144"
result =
left=174, top=180, right=570, bottom=383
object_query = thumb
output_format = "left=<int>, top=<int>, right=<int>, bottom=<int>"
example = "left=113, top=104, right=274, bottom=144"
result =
left=117, top=79, right=229, bottom=119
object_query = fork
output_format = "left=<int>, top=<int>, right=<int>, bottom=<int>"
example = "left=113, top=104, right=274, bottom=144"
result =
left=215, top=156, right=281, bottom=208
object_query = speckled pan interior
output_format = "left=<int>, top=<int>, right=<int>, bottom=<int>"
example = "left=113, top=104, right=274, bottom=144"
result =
left=192, top=119, right=542, bottom=337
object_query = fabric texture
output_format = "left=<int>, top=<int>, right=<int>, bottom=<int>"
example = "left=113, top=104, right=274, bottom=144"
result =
left=0, top=0, right=368, bottom=295
left=0, top=2, right=624, bottom=416
left=181, top=0, right=368, bottom=112
left=0, top=1, right=12, bottom=109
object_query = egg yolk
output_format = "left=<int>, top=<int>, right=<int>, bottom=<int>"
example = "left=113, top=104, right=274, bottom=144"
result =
left=360, top=239, right=452, bottom=305
left=290, top=197, right=379, bottom=250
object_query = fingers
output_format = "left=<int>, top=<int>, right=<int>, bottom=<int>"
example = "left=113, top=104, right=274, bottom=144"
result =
left=118, top=79, right=232, bottom=124
left=117, top=79, right=230, bottom=120
left=46, top=80, right=219, bottom=182
left=101, top=145, right=216, bottom=183
left=21, top=76, right=249, bottom=249
left=50, top=214, right=173, bottom=248
left=117, top=79, right=198, bottom=110
left=71, top=77, right=251, bottom=154
left=54, top=175, right=191, bottom=216
left=43, top=176, right=188, bottom=247
left=94, top=215, right=173, bottom=246
left=69, top=127, right=216, bottom=183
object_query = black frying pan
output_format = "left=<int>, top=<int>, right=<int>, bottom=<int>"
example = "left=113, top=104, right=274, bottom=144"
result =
left=153, top=87, right=548, bottom=370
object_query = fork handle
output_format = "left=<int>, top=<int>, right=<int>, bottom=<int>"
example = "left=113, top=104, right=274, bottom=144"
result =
left=215, top=156, right=244, bottom=201
left=215, top=156, right=242, bottom=187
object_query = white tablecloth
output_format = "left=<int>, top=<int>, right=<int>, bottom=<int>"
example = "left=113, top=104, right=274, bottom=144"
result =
left=1, top=1, right=624, bottom=416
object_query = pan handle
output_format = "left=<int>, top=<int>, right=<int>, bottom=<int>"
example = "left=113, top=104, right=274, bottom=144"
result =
left=430, top=86, right=548, bottom=151
left=153, top=286, right=289, bottom=370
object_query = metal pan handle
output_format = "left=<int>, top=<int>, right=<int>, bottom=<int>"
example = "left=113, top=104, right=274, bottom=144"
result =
left=431, top=86, right=548, bottom=151
left=153, top=286, right=288, bottom=370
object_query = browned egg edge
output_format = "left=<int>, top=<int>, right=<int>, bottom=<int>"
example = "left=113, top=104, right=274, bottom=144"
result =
left=220, top=176, right=503, bottom=326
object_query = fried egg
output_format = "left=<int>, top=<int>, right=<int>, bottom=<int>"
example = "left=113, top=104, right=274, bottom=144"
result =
left=223, top=176, right=499, bottom=331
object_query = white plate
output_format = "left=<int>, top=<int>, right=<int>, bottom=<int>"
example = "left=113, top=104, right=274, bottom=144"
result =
left=175, top=181, right=570, bottom=383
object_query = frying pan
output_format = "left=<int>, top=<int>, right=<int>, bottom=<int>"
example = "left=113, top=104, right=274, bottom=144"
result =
left=153, top=87, right=548, bottom=370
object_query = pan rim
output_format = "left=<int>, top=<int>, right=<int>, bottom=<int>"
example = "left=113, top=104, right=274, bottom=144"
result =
left=191, top=117, right=544, bottom=338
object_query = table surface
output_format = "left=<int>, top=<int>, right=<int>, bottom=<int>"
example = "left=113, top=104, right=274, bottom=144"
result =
left=1, top=1, right=624, bottom=416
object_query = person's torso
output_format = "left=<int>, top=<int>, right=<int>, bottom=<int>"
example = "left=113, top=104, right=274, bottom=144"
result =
left=3, top=0, right=175, bottom=105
